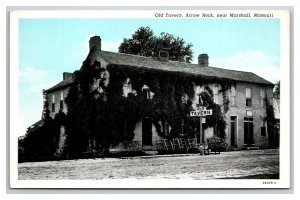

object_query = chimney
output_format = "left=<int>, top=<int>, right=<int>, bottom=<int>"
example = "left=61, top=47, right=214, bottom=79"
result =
left=157, top=48, right=169, bottom=62
left=63, top=72, right=73, bottom=80
left=89, top=36, right=101, bottom=51
left=198, top=54, right=209, bottom=67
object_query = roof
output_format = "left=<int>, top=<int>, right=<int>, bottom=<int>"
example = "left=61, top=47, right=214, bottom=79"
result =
left=45, top=50, right=274, bottom=92
left=97, top=51, right=274, bottom=86
left=28, top=120, right=45, bottom=132
left=45, top=76, right=74, bottom=93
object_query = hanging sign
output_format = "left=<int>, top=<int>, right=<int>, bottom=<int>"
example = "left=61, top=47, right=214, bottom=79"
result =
left=190, top=109, right=212, bottom=117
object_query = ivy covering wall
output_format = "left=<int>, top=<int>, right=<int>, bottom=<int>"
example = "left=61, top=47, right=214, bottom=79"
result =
left=62, top=58, right=232, bottom=156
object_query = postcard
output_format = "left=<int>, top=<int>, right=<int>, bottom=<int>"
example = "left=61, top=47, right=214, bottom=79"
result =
left=10, top=9, right=290, bottom=188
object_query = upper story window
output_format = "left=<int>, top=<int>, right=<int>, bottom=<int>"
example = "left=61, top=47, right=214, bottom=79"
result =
left=51, top=95, right=55, bottom=112
left=260, top=89, right=266, bottom=108
left=246, top=88, right=252, bottom=107
left=197, top=94, right=203, bottom=106
left=142, top=85, right=151, bottom=100
left=123, top=78, right=133, bottom=97
left=181, top=94, right=188, bottom=104
left=60, top=92, right=64, bottom=110
left=213, top=84, right=219, bottom=104
left=230, top=85, right=236, bottom=106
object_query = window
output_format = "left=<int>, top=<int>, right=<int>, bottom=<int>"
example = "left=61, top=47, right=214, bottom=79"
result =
left=231, top=85, right=236, bottom=106
left=246, top=88, right=252, bottom=107
left=261, top=127, right=266, bottom=137
left=213, top=84, right=219, bottom=104
left=143, top=89, right=150, bottom=99
left=181, top=94, right=188, bottom=104
left=261, top=119, right=267, bottom=137
left=51, top=94, right=55, bottom=112
left=123, top=78, right=132, bottom=97
left=52, top=103, right=55, bottom=112
left=142, top=85, right=151, bottom=100
left=244, top=117, right=253, bottom=121
left=197, top=94, right=203, bottom=105
left=60, top=100, right=64, bottom=110
left=260, top=89, right=266, bottom=108
left=159, top=51, right=168, bottom=58
left=59, top=92, right=64, bottom=110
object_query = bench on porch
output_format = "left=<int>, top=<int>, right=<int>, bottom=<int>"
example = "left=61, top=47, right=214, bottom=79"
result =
left=207, top=137, right=227, bottom=154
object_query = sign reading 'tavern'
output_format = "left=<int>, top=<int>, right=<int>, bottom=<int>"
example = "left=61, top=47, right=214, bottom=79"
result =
left=190, top=109, right=212, bottom=117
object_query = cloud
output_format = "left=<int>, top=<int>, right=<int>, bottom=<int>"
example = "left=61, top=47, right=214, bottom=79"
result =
left=19, top=67, right=62, bottom=136
left=19, top=67, right=47, bottom=83
left=209, top=50, right=280, bottom=83
left=81, top=34, right=122, bottom=53
left=102, top=40, right=122, bottom=52
left=19, top=67, right=61, bottom=95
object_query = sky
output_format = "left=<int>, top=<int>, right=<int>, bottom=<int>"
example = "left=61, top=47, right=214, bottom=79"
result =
left=18, top=18, right=280, bottom=137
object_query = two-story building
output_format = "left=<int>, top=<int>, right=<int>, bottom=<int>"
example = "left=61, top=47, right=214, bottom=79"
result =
left=42, top=35, right=275, bottom=154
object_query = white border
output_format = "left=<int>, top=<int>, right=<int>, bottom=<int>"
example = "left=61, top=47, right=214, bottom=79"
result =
left=10, top=9, right=290, bottom=189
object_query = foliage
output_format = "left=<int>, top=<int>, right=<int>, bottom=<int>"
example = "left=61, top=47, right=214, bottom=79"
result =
left=118, top=26, right=194, bottom=63
left=265, top=97, right=277, bottom=148
left=273, top=81, right=280, bottom=99
left=18, top=110, right=65, bottom=162
left=63, top=58, right=232, bottom=157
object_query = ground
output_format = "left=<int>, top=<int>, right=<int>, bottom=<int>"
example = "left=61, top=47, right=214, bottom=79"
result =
left=18, top=149, right=279, bottom=180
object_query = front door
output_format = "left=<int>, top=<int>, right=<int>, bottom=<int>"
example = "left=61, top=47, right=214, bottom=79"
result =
left=230, top=116, right=237, bottom=147
left=244, top=117, right=254, bottom=144
left=142, top=117, right=152, bottom=145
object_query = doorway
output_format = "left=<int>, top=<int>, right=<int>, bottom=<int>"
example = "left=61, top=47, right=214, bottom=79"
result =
left=230, top=116, right=237, bottom=147
left=244, top=117, right=254, bottom=145
left=142, top=117, right=152, bottom=145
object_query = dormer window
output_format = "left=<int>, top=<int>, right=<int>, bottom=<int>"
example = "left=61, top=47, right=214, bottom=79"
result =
left=158, top=48, right=169, bottom=61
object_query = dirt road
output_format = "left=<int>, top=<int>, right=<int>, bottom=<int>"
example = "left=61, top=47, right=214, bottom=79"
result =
left=18, top=149, right=279, bottom=180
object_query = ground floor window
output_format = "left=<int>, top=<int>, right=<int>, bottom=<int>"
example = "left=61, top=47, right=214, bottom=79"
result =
left=261, top=119, right=267, bottom=137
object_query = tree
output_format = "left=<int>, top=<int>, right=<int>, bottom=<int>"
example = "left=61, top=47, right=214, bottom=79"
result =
left=273, top=81, right=280, bottom=99
left=119, top=26, right=194, bottom=63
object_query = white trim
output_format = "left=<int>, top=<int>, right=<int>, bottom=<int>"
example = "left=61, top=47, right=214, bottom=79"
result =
left=230, top=115, right=238, bottom=147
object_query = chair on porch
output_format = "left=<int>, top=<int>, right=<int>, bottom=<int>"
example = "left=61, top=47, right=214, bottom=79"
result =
left=157, top=139, right=174, bottom=154
left=187, top=137, right=200, bottom=153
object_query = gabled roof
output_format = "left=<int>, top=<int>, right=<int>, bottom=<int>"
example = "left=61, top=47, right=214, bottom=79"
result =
left=45, top=50, right=274, bottom=93
left=45, top=76, right=74, bottom=93
left=97, top=51, right=274, bottom=86
left=28, top=120, right=45, bottom=132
